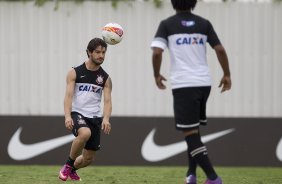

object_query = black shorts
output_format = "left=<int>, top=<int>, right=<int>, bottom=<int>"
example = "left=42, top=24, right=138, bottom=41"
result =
left=71, top=112, right=102, bottom=151
left=172, top=86, right=211, bottom=131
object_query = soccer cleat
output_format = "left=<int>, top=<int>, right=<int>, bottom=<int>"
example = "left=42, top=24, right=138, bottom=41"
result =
left=204, top=177, right=222, bottom=184
left=59, top=164, right=72, bottom=181
left=69, top=170, right=81, bottom=181
left=185, top=174, right=197, bottom=184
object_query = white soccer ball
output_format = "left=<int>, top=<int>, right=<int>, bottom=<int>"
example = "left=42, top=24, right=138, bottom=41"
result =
left=102, top=23, right=123, bottom=45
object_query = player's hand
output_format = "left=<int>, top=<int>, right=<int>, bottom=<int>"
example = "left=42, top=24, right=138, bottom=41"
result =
left=155, top=74, right=167, bottom=89
left=102, top=120, right=111, bottom=135
left=65, top=116, right=73, bottom=130
left=219, top=75, right=231, bottom=93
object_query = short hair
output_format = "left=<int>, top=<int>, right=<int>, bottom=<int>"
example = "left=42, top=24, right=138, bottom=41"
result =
left=86, top=38, right=107, bottom=57
left=171, top=0, right=197, bottom=11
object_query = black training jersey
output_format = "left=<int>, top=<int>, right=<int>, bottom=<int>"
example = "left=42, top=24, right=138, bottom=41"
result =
left=151, top=12, right=221, bottom=89
left=72, top=62, right=109, bottom=118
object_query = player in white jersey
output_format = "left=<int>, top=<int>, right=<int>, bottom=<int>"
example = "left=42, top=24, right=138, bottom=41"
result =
left=151, top=0, right=231, bottom=184
left=59, top=38, right=112, bottom=181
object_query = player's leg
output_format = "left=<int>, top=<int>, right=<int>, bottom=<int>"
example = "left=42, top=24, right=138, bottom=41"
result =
left=185, top=145, right=197, bottom=184
left=69, top=117, right=102, bottom=180
left=186, top=131, right=198, bottom=184
left=59, top=113, right=90, bottom=181
left=74, top=149, right=96, bottom=169
left=173, top=87, right=199, bottom=184
left=200, top=87, right=222, bottom=184
left=69, top=127, right=91, bottom=161
left=183, top=87, right=221, bottom=184
left=187, top=146, right=197, bottom=175
left=65, top=149, right=95, bottom=181
left=184, top=128, right=219, bottom=182
left=65, top=125, right=92, bottom=181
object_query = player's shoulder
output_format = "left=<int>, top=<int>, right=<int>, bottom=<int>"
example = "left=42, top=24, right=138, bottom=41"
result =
left=192, top=13, right=211, bottom=24
left=157, top=15, right=179, bottom=30
left=73, top=62, right=85, bottom=70
left=66, top=67, right=76, bottom=81
left=72, top=62, right=87, bottom=75
left=162, top=14, right=178, bottom=24
left=188, top=13, right=213, bottom=32
left=98, top=66, right=109, bottom=77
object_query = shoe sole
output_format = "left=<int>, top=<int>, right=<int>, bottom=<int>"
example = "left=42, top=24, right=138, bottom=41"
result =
left=59, top=171, right=68, bottom=181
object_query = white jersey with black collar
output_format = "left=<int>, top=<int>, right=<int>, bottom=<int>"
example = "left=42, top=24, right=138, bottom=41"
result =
left=151, top=12, right=221, bottom=89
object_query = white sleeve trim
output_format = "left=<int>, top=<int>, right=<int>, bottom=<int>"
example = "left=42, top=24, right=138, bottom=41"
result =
left=150, top=37, right=167, bottom=50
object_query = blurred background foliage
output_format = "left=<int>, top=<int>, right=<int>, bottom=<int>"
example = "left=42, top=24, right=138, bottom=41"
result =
left=1, top=0, right=281, bottom=11
left=1, top=0, right=163, bottom=10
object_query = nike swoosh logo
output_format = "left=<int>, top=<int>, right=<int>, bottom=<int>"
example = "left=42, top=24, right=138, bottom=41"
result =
left=8, top=127, right=74, bottom=161
left=141, top=128, right=235, bottom=162
left=276, top=137, right=282, bottom=162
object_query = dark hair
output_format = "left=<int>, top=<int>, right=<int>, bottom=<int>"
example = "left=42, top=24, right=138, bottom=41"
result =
left=86, top=38, right=107, bottom=57
left=171, top=0, right=197, bottom=11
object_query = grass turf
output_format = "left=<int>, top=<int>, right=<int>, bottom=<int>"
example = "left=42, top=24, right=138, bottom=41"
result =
left=0, top=165, right=282, bottom=184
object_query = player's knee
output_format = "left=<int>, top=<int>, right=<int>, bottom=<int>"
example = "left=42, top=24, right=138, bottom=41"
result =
left=75, top=157, right=83, bottom=166
left=184, top=130, right=205, bottom=152
left=77, top=128, right=91, bottom=142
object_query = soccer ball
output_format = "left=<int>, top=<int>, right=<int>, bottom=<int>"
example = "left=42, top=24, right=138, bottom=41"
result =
left=102, top=23, right=123, bottom=45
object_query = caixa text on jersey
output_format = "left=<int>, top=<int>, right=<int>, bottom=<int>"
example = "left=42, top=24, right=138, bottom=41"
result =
left=176, top=36, right=205, bottom=45
left=78, top=84, right=102, bottom=94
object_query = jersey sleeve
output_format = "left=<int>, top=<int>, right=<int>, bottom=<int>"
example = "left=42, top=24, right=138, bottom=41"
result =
left=206, top=21, right=221, bottom=48
left=150, top=20, right=168, bottom=50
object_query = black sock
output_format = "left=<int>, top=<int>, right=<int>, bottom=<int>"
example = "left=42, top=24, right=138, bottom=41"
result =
left=186, top=146, right=197, bottom=176
left=66, top=156, right=75, bottom=167
left=185, top=134, right=218, bottom=180
left=72, top=166, right=78, bottom=172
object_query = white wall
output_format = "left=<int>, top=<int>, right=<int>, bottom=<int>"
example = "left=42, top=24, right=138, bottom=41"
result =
left=0, top=1, right=281, bottom=117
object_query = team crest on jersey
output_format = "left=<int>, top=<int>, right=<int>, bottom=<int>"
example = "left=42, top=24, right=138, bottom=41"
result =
left=96, top=75, right=104, bottom=85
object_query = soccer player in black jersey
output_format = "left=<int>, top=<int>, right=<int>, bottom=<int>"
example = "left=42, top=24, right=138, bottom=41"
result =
left=59, top=38, right=112, bottom=181
left=151, top=0, right=231, bottom=184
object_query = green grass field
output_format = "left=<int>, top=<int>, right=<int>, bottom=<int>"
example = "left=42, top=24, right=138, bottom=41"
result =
left=0, top=165, right=282, bottom=184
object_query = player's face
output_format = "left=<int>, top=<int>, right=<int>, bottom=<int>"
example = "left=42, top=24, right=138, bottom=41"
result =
left=89, top=46, right=107, bottom=65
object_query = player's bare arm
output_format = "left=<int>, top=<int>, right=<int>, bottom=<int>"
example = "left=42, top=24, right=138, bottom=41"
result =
left=102, top=77, right=112, bottom=135
left=214, top=44, right=232, bottom=93
left=64, top=69, right=76, bottom=130
left=152, top=47, right=167, bottom=90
